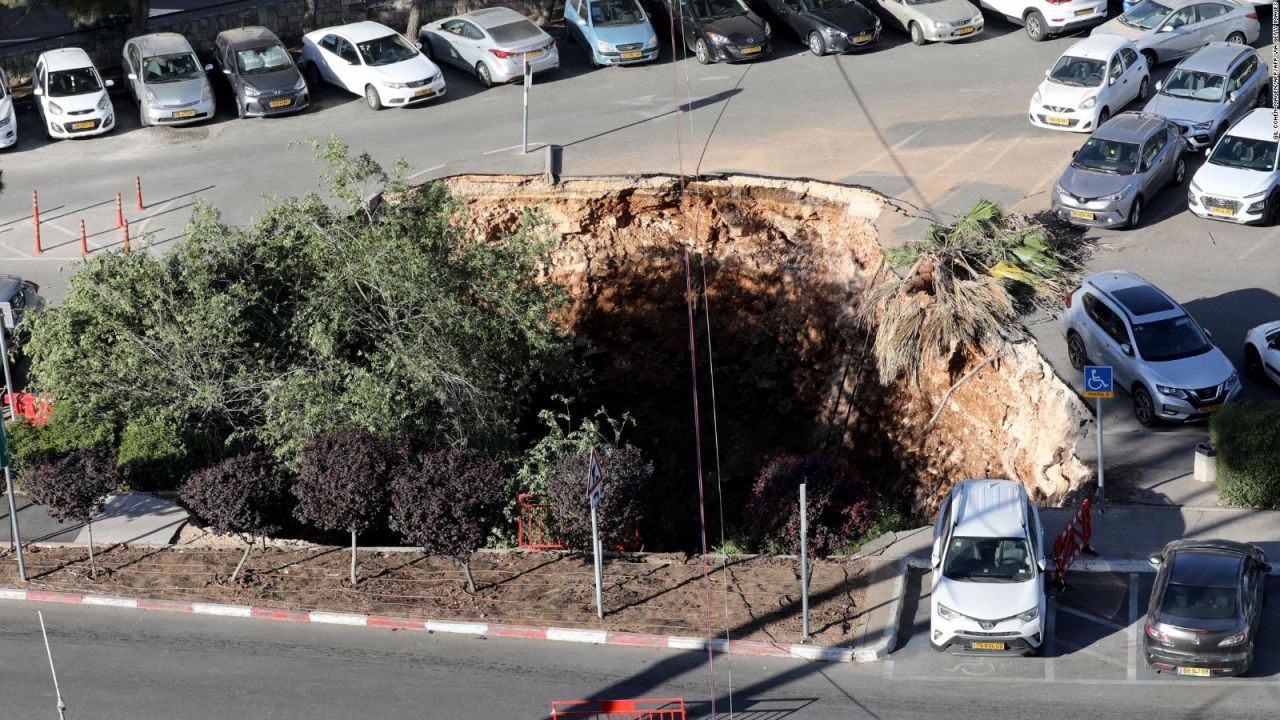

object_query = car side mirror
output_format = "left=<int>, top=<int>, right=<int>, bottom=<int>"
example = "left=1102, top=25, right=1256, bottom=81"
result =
left=32, top=86, right=42, bottom=96
left=104, top=78, right=114, bottom=87
left=1141, top=160, right=1151, bottom=172
left=1109, top=76, right=1117, bottom=86
left=1071, top=149, right=1078, bottom=158
left=1155, top=79, right=1162, bottom=91
left=1149, top=554, right=1163, bottom=568
left=576, top=16, right=587, bottom=24
left=222, top=68, right=232, bottom=75
left=1037, top=558, right=1047, bottom=572
left=1204, top=328, right=1213, bottom=340
left=1204, top=147, right=1212, bottom=156
left=203, top=63, right=213, bottom=71
left=1228, top=91, right=1238, bottom=103
left=415, top=41, right=423, bottom=49
left=1269, top=338, right=1280, bottom=350
left=1121, top=342, right=1134, bottom=356
left=1159, top=25, right=1174, bottom=32
left=127, top=72, right=137, bottom=80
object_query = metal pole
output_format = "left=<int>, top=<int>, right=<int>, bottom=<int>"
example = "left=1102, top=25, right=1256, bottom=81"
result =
left=800, top=482, right=809, bottom=639
left=3, top=417, right=26, bottom=580
left=38, top=611, right=67, bottom=720
left=1095, top=397, right=1105, bottom=511
left=521, top=53, right=530, bottom=154
left=590, top=503, right=604, bottom=619
left=1, top=328, right=15, bottom=419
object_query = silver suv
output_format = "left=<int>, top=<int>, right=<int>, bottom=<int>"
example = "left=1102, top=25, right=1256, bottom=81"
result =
left=1062, top=272, right=1240, bottom=426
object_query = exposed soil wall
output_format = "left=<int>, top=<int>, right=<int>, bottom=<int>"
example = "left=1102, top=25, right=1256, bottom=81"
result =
left=444, top=174, right=1091, bottom=538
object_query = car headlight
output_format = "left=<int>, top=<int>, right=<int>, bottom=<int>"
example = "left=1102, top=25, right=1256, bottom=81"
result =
left=822, top=25, right=843, bottom=37
left=202, top=83, right=211, bottom=101
left=1081, top=96, right=1097, bottom=110
left=644, top=35, right=659, bottom=49
left=1219, top=628, right=1249, bottom=646
left=971, top=12, right=982, bottom=23
left=875, top=17, right=881, bottom=28
left=596, top=38, right=614, bottom=52
left=764, top=22, right=772, bottom=37
left=382, top=80, right=408, bottom=89
left=1156, top=385, right=1189, bottom=399
left=1244, top=189, right=1268, bottom=200
left=1228, top=371, right=1239, bottom=386
left=1190, top=181, right=1201, bottom=193
left=0, top=113, right=9, bottom=127
left=1191, top=121, right=1212, bottom=131
left=1017, top=607, right=1039, bottom=623
left=705, top=31, right=729, bottom=44
left=243, top=84, right=261, bottom=97
left=48, top=101, right=64, bottom=115
left=97, top=93, right=110, bottom=111
left=293, top=76, right=308, bottom=91
left=933, top=20, right=950, bottom=30
left=1097, top=185, right=1133, bottom=202
left=146, top=89, right=160, bottom=108
left=937, top=603, right=962, bottom=621
left=1032, top=89, right=1042, bottom=105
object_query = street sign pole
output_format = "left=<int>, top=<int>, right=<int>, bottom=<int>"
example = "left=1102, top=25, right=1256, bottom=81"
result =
left=1, top=328, right=16, bottom=420
left=39, top=611, right=67, bottom=720
left=521, top=53, right=531, bottom=155
left=590, top=503, right=603, bottom=619
left=2, top=418, right=26, bottom=580
left=1096, top=396, right=1104, bottom=507
left=799, top=482, right=809, bottom=639
left=1082, top=365, right=1114, bottom=513
left=587, top=449, right=605, bottom=619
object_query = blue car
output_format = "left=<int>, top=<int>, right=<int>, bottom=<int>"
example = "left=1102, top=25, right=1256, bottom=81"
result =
left=565, top=0, right=660, bottom=66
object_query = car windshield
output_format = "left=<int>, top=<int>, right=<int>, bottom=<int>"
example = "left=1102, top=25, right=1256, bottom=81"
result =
left=1132, top=314, right=1212, bottom=362
left=1120, top=0, right=1171, bottom=30
left=1160, top=583, right=1237, bottom=621
left=236, top=44, right=293, bottom=75
left=690, top=0, right=749, bottom=20
left=47, top=67, right=102, bottom=97
left=1072, top=137, right=1140, bottom=175
left=809, top=0, right=857, bottom=9
left=489, top=20, right=544, bottom=44
left=1160, top=68, right=1226, bottom=102
left=1049, top=56, right=1106, bottom=87
left=943, top=537, right=1034, bottom=582
left=142, top=53, right=203, bottom=83
left=357, top=34, right=419, bottom=66
left=590, top=0, right=647, bottom=25
left=1209, top=135, right=1278, bottom=171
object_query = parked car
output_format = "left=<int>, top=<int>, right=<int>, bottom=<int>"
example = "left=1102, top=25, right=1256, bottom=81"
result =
left=1244, top=320, right=1280, bottom=386
left=1144, top=540, right=1270, bottom=677
left=869, top=0, right=983, bottom=46
left=1188, top=108, right=1280, bottom=224
left=0, top=70, right=15, bottom=148
left=214, top=26, right=309, bottom=119
left=422, top=7, right=558, bottom=87
left=1029, top=35, right=1150, bottom=133
left=301, top=21, right=446, bottom=110
left=1144, top=42, right=1266, bottom=150
left=1063, top=271, right=1241, bottom=426
left=660, top=0, right=773, bottom=64
left=1052, top=113, right=1186, bottom=228
left=565, top=0, right=659, bottom=66
left=0, top=274, right=40, bottom=343
left=32, top=48, right=115, bottom=140
left=1092, top=0, right=1259, bottom=69
left=930, top=479, right=1047, bottom=656
left=760, top=0, right=881, bottom=55
left=123, top=33, right=215, bottom=127
left=977, top=0, right=1107, bottom=42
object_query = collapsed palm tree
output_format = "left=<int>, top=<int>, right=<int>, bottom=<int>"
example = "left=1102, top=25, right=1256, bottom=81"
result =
left=858, top=199, right=1086, bottom=386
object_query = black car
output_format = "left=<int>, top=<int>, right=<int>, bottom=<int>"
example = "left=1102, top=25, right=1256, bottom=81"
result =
left=1144, top=539, right=1271, bottom=677
left=214, top=26, right=310, bottom=119
left=663, top=0, right=773, bottom=64
left=761, top=0, right=880, bottom=56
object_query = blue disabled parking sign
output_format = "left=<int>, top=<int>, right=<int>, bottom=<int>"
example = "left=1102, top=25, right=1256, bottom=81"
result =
left=1083, top=365, right=1113, bottom=399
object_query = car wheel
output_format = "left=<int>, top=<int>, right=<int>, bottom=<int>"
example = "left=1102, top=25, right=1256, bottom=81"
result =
left=1127, top=195, right=1142, bottom=228
left=1097, top=107, right=1110, bottom=128
left=476, top=62, right=494, bottom=87
left=1133, top=385, right=1157, bottom=427
left=1138, top=75, right=1149, bottom=101
left=364, top=84, right=383, bottom=110
left=1024, top=10, right=1047, bottom=41
left=305, top=62, right=323, bottom=88
left=1245, top=345, right=1265, bottom=382
left=695, top=37, right=712, bottom=64
left=1141, top=49, right=1157, bottom=70
left=909, top=22, right=927, bottom=46
left=1067, top=332, right=1089, bottom=371
left=1172, top=156, right=1186, bottom=186
left=1226, top=31, right=1246, bottom=45
left=808, top=31, right=827, bottom=56
left=236, top=97, right=246, bottom=119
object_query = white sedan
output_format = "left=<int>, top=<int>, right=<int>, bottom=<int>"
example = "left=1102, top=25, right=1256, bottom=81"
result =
left=421, top=7, right=558, bottom=88
left=1029, top=34, right=1149, bottom=133
left=300, top=21, right=446, bottom=110
left=32, top=48, right=115, bottom=139
left=0, top=71, right=15, bottom=148
left=1244, top=321, right=1280, bottom=387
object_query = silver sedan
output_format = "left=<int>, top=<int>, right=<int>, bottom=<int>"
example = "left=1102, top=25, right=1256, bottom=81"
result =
left=421, top=7, right=559, bottom=88
left=1091, top=0, right=1260, bottom=69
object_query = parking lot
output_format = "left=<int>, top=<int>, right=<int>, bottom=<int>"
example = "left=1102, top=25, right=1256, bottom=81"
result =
left=887, top=568, right=1280, bottom=686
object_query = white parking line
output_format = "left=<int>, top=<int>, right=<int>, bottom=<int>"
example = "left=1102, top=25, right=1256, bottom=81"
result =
left=1044, top=600, right=1056, bottom=683
left=1128, top=573, right=1139, bottom=683
left=1056, top=605, right=1129, bottom=633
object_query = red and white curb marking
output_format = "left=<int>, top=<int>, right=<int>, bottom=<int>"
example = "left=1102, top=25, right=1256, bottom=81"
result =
left=0, top=587, right=857, bottom=663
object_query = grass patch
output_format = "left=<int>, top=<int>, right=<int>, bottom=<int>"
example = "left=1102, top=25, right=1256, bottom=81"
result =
left=1210, top=401, right=1280, bottom=509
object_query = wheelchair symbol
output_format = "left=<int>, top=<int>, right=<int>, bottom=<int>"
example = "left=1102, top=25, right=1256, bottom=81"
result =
left=1086, top=371, right=1107, bottom=391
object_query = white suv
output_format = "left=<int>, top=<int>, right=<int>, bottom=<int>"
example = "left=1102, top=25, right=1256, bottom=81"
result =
left=930, top=479, right=1047, bottom=655
left=979, top=0, right=1108, bottom=41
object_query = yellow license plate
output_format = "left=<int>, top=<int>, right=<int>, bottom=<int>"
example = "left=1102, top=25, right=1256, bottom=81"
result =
left=1070, top=210, right=1095, bottom=220
left=413, top=87, right=435, bottom=98
left=1178, top=666, right=1211, bottom=677
left=525, top=49, right=544, bottom=59
left=1047, top=115, right=1070, bottom=126
left=741, top=45, right=761, bottom=54
left=1075, top=7, right=1094, bottom=15
left=971, top=641, right=1005, bottom=651
left=1200, top=404, right=1223, bottom=414
left=268, top=98, right=292, bottom=108
left=71, top=121, right=95, bottom=130
left=622, top=51, right=643, bottom=59
left=172, top=110, right=196, bottom=119
left=1210, top=206, right=1236, bottom=216
left=854, top=33, right=873, bottom=42
left=955, top=26, right=975, bottom=35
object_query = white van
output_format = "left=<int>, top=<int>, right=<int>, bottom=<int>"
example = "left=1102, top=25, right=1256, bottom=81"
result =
left=930, top=478, right=1047, bottom=655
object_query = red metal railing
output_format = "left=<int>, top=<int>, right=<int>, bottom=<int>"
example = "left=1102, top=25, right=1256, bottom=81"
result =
left=1052, top=498, right=1093, bottom=585
left=518, top=493, right=564, bottom=550
left=550, top=698, right=686, bottom=719
left=2, top=391, right=52, bottom=426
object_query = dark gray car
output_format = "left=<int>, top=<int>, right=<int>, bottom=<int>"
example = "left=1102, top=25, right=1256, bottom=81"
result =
left=1143, top=42, right=1265, bottom=150
left=1052, top=112, right=1188, bottom=228
left=1144, top=539, right=1270, bottom=677
left=215, top=27, right=309, bottom=119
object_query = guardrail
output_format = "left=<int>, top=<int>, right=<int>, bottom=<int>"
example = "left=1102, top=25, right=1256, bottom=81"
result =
left=2, top=391, right=52, bottom=426
left=550, top=698, right=686, bottom=719
left=517, top=493, right=563, bottom=550
left=1052, top=498, right=1094, bottom=586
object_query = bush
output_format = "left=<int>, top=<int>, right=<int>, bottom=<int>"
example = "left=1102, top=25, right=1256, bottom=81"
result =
left=1211, top=401, right=1280, bottom=508
left=23, top=448, right=118, bottom=576
left=181, top=451, right=291, bottom=581
left=117, top=416, right=189, bottom=491
left=747, top=453, right=874, bottom=556
left=389, top=449, right=506, bottom=592
left=546, top=444, right=652, bottom=549
left=5, top=411, right=113, bottom=485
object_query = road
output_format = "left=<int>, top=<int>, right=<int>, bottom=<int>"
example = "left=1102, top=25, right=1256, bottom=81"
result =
left=3, top=578, right=1280, bottom=720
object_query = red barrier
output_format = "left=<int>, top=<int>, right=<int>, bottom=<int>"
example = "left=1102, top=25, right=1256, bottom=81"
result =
left=550, top=698, right=686, bottom=720
left=1052, top=498, right=1093, bottom=585
left=517, top=493, right=563, bottom=551
left=2, top=391, right=53, bottom=426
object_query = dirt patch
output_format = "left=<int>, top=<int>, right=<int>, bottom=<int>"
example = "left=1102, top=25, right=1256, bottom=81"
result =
left=1, top=545, right=868, bottom=645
